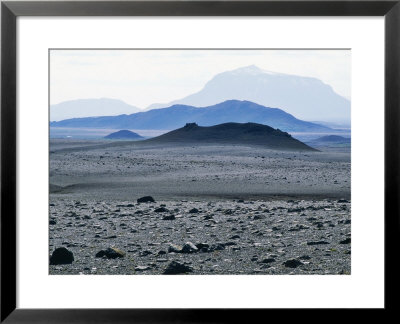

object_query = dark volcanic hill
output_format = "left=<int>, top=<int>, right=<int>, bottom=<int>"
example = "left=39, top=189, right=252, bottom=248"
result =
left=143, top=122, right=317, bottom=151
left=50, top=100, right=331, bottom=133
left=104, top=130, right=143, bottom=140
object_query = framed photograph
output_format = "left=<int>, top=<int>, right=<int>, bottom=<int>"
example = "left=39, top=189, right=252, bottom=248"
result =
left=1, top=0, right=399, bottom=321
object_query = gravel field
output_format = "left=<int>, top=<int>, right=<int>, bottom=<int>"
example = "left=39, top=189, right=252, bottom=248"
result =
left=49, top=140, right=351, bottom=275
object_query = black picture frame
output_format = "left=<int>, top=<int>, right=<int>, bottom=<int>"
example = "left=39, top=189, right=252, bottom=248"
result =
left=1, top=0, right=399, bottom=322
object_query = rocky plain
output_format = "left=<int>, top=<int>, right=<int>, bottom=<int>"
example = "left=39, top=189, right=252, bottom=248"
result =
left=49, top=140, right=351, bottom=275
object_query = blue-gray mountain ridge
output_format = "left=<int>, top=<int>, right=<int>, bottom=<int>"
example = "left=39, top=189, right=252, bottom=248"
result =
left=50, top=100, right=332, bottom=133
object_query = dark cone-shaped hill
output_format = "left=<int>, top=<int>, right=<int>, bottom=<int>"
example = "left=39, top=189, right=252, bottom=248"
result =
left=144, top=122, right=317, bottom=151
left=104, top=130, right=144, bottom=140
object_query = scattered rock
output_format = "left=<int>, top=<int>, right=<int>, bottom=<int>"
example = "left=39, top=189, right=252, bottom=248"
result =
left=139, top=250, right=153, bottom=257
left=181, top=242, right=198, bottom=253
left=189, top=208, right=199, bottom=214
left=307, top=241, right=329, bottom=245
left=162, top=214, right=175, bottom=220
left=337, top=199, right=349, bottom=203
left=137, top=196, right=155, bottom=203
left=209, top=243, right=225, bottom=252
left=340, top=238, right=351, bottom=244
left=283, top=259, right=303, bottom=268
left=155, top=207, right=169, bottom=213
left=168, top=244, right=183, bottom=253
left=50, top=247, right=74, bottom=265
left=195, top=243, right=209, bottom=252
left=95, top=247, right=125, bottom=259
left=260, top=258, right=276, bottom=264
left=163, top=261, right=193, bottom=274
left=49, top=219, right=57, bottom=225
left=135, top=265, right=151, bottom=272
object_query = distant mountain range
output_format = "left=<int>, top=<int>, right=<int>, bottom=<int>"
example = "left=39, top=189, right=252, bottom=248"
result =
left=142, top=122, right=316, bottom=151
left=50, top=98, right=141, bottom=121
left=312, top=135, right=351, bottom=143
left=50, top=100, right=332, bottom=133
left=148, top=65, right=350, bottom=123
left=104, top=130, right=144, bottom=140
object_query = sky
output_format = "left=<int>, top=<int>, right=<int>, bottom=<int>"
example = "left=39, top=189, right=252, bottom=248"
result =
left=50, top=49, right=351, bottom=109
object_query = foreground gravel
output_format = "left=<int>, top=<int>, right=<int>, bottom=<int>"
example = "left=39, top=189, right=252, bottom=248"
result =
left=49, top=197, right=351, bottom=275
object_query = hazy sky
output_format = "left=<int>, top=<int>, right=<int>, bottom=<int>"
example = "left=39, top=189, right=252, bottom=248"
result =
left=50, top=49, right=351, bottom=109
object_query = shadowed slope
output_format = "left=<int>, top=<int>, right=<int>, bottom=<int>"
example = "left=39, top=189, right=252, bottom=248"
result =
left=143, top=122, right=317, bottom=151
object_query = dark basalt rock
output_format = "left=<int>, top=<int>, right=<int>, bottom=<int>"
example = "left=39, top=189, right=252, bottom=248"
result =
left=340, top=238, right=351, bottom=244
left=50, top=247, right=74, bottom=265
left=137, top=196, right=155, bottom=203
left=139, top=250, right=153, bottom=257
left=307, top=241, right=330, bottom=245
left=168, top=244, right=182, bottom=253
left=283, top=259, right=303, bottom=268
left=155, top=207, right=169, bottom=213
left=163, top=261, right=193, bottom=274
left=189, top=208, right=199, bottom=214
left=181, top=242, right=198, bottom=254
left=162, top=214, right=175, bottom=220
left=260, top=258, right=276, bottom=264
left=96, top=247, right=125, bottom=259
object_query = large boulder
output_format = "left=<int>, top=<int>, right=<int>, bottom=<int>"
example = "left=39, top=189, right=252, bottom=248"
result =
left=163, top=261, right=193, bottom=275
left=50, top=247, right=74, bottom=265
left=137, top=196, right=155, bottom=203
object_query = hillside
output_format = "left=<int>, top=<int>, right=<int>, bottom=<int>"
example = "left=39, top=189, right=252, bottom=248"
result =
left=104, top=130, right=144, bottom=140
left=143, top=122, right=317, bottom=151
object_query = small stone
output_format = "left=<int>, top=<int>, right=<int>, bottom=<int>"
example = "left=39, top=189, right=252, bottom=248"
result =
left=195, top=243, right=209, bottom=251
left=189, top=208, right=199, bottom=214
left=229, top=235, right=240, bottom=239
left=181, top=242, right=198, bottom=253
left=163, top=261, right=193, bottom=274
left=162, top=214, right=175, bottom=220
left=260, top=258, right=276, bottom=264
left=283, top=259, right=303, bottom=268
left=139, top=250, right=152, bottom=257
left=137, top=196, right=155, bottom=203
left=49, top=219, right=57, bottom=225
left=50, top=247, right=74, bottom=265
left=135, top=265, right=151, bottom=271
left=340, top=238, right=351, bottom=244
left=155, top=207, right=169, bottom=213
left=307, top=241, right=329, bottom=245
left=168, top=244, right=182, bottom=253
left=95, top=247, right=125, bottom=259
